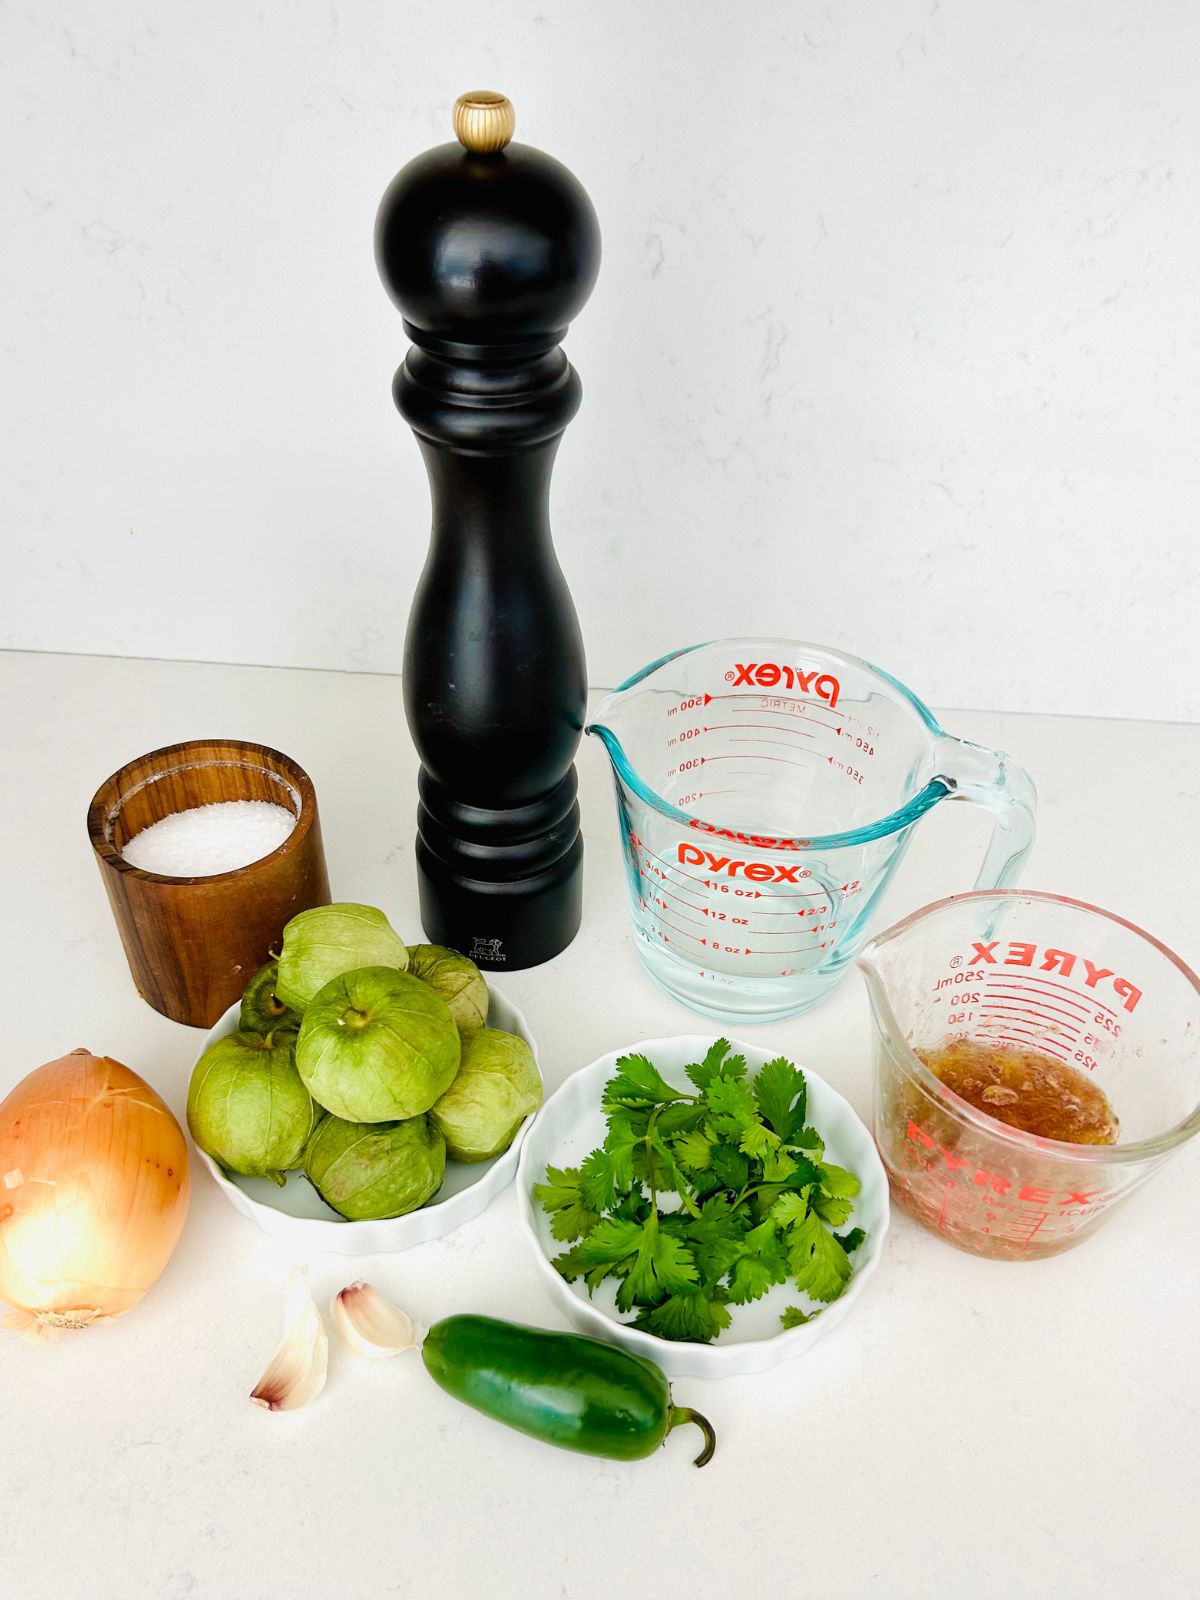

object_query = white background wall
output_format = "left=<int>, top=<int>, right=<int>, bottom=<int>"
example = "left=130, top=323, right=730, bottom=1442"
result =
left=2, top=0, right=1197, bottom=719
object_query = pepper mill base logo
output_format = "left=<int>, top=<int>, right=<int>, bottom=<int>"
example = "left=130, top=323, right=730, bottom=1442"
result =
left=470, top=936, right=506, bottom=964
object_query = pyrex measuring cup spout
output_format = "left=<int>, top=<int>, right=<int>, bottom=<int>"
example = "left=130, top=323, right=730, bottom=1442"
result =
left=932, top=736, right=1038, bottom=891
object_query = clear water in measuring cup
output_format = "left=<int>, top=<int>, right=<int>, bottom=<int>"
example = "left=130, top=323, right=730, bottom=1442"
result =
left=861, top=891, right=1200, bottom=1259
left=588, top=639, right=1036, bottom=1022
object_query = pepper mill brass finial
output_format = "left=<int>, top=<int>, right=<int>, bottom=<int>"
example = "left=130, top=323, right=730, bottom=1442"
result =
left=453, top=91, right=516, bottom=153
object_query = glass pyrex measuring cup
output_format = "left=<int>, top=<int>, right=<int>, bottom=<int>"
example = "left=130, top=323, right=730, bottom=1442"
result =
left=861, top=891, right=1200, bottom=1260
left=588, top=639, right=1036, bottom=1021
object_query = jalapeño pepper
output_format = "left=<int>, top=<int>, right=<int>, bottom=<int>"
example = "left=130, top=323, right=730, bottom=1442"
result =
left=421, top=1315, right=716, bottom=1467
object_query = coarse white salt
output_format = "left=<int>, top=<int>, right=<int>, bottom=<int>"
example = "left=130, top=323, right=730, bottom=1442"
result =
left=121, top=799, right=296, bottom=877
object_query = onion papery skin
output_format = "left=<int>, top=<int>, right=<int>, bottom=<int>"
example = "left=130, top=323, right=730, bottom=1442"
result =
left=0, top=1050, right=190, bottom=1330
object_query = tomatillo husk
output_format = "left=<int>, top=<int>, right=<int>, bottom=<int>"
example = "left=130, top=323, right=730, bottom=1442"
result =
left=187, top=1030, right=318, bottom=1185
left=276, top=903, right=409, bottom=1012
left=303, top=1113, right=445, bottom=1220
left=408, top=943, right=489, bottom=1032
left=428, top=1027, right=541, bottom=1162
left=296, top=966, right=460, bottom=1123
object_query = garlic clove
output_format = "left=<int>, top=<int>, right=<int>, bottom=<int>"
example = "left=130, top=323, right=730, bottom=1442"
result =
left=331, top=1280, right=422, bottom=1359
left=250, top=1266, right=328, bottom=1411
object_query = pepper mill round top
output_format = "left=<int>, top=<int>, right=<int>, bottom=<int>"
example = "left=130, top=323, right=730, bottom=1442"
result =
left=375, top=90, right=601, bottom=345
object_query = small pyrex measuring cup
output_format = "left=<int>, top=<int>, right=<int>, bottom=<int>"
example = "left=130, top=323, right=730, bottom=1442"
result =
left=861, top=891, right=1200, bottom=1259
left=588, top=639, right=1036, bottom=1021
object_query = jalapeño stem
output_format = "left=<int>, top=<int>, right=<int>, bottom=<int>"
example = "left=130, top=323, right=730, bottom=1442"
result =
left=667, top=1406, right=716, bottom=1468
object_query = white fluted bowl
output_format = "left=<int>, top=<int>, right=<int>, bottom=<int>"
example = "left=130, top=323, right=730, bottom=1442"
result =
left=195, top=987, right=538, bottom=1256
left=517, top=1035, right=889, bottom=1380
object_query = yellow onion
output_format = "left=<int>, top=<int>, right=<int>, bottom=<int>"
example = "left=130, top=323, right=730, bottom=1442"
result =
left=0, top=1048, right=189, bottom=1337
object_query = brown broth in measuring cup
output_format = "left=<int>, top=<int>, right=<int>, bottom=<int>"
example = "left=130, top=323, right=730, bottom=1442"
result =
left=917, top=1039, right=1119, bottom=1145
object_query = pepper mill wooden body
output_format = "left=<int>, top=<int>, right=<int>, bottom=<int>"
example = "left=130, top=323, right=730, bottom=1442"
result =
left=375, top=92, right=600, bottom=969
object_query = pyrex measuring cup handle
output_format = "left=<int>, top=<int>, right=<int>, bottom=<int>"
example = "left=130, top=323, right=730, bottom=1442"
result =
left=933, top=737, right=1037, bottom=890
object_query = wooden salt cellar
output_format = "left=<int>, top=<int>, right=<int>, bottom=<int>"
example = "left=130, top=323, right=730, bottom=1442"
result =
left=87, top=739, right=331, bottom=1028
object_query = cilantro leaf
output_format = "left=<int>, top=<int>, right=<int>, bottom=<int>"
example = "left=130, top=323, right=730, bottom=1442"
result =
left=550, top=1244, right=614, bottom=1296
left=786, top=1210, right=854, bottom=1302
left=788, top=1126, right=825, bottom=1156
left=602, top=1110, right=642, bottom=1190
left=770, top=1191, right=810, bottom=1229
left=778, top=1156, right=822, bottom=1191
left=753, top=1056, right=808, bottom=1140
left=682, top=1195, right=748, bottom=1284
left=624, top=1125, right=693, bottom=1202
left=611, top=1186, right=650, bottom=1223
left=703, top=1073, right=757, bottom=1131
left=727, top=1217, right=789, bottom=1303
left=578, top=1147, right=620, bottom=1213
left=684, top=1039, right=734, bottom=1093
left=811, top=1164, right=861, bottom=1227
left=738, top=1119, right=781, bottom=1161
left=602, top=1053, right=683, bottom=1111
left=709, top=1141, right=751, bottom=1190
left=616, top=1221, right=699, bottom=1311
left=780, top=1305, right=821, bottom=1329
left=760, top=1145, right=800, bottom=1183
left=727, top=1253, right=777, bottom=1304
left=576, top=1217, right=643, bottom=1271
left=633, top=1288, right=732, bottom=1344
left=532, top=1165, right=601, bottom=1242
left=836, top=1226, right=867, bottom=1254
left=817, top=1163, right=862, bottom=1199
left=812, top=1189, right=854, bottom=1227
left=671, top=1127, right=713, bottom=1173
left=656, top=1101, right=706, bottom=1136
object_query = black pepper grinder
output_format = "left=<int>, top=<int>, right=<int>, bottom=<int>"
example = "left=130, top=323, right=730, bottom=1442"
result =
left=375, top=91, right=600, bottom=970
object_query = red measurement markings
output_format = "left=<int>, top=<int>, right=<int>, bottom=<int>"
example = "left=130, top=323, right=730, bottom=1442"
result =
left=1005, top=1211, right=1049, bottom=1248
left=986, top=1028, right=1072, bottom=1061
left=985, top=985, right=1088, bottom=1024
left=985, top=972, right=1088, bottom=1011
left=703, top=722, right=814, bottom=738
left=992, top=975, right=1118, bottom=1019
left=756, top=907, right=833, bottom=918
left=978, top=1004, right=1080, bottom=1035
left=641, top=874, right=708, bottom=912
left=701, top=752, right=818, bottom=770
left=641, top=896, right=708, bottom=932
left=649, top=912, right=707, bottom=945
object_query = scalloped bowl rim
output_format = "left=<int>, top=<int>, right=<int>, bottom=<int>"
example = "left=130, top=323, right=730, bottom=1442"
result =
left=516, top=1034, right=890, bottom=1380
left=195, top=984, right=539, bottom=1256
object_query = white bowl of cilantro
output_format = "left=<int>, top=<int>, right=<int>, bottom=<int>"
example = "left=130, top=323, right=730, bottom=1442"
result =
left=516, top=1036, right=889, bottom=1380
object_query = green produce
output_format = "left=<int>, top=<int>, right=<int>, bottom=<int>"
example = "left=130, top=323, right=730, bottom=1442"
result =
left=429, top=1027, right=541, bottom=1162
left=534, top=1040, right=867, bottom=1342
left=239, top=959, right=300, bottom=1035
left=187, top=1030, right=319, bottom=1186
left=408, top=943, right=489, bottom=1033
left=421, top=1314, right=715, bottom=1466
left=275, top=903, right=409, bottom=1011
left=296, top=967, right=460, bottom=1123
left=304, top=1112, right=445, bottom=1220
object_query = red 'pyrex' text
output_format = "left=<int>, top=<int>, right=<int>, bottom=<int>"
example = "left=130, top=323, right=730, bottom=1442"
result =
left=678, top=844, right=808, bottom=882
left=962, top=940, right=1143, bottom=1012
left=906, top=1122, right=1107, bottom=1206
left=730, top=662, right=841, bottom=708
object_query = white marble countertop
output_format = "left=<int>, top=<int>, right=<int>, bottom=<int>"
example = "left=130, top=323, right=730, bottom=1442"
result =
left=1, top=649, right=1197, bottom=1600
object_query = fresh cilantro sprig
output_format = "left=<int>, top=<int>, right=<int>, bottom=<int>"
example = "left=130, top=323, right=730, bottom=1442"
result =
left=533, top=1041, right=867, bottom=1343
